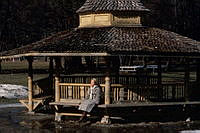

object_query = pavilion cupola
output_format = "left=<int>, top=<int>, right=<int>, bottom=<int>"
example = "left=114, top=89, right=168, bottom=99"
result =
left=77, top=0, right=150, bottom=28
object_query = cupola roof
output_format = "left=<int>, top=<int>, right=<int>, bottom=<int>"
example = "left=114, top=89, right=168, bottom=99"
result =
left=77, top=0, right=150, bottom=13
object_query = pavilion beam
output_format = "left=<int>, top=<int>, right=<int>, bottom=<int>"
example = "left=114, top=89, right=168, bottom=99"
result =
left=27, top=57, right=33, bottom=113
left=184, top=58, right=190, bottom=101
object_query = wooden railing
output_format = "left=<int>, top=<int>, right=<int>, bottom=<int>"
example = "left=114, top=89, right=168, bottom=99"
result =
left=60, top=74, right=158, bottom=85
left=56, top=82, right=185, bottom=104
left=59, top=83, right=105, bottom=102
left=162, top=83, right=185, bottom=101
left=111, top=83, right=185, bottom=102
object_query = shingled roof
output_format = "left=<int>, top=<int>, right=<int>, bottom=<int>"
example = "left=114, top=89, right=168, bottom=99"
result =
left=77, top=0, right=150, bottom=13
left=1, top=27, right=200, bottom=58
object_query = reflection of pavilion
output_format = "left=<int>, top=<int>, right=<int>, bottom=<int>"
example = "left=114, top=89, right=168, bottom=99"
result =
left=1, top=0, right=200, bottom=123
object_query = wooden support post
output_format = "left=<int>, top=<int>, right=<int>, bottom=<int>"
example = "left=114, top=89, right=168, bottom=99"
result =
left=27, top=57, right=33, bottom=112
left=104, top=57, right=111, bottom=77
left=55, top=77, right=60, bottom=102
left=157, top=58, right=162, bottom=100
left=0, top=60, right=2, bottom=73
left=196, top=59, right=200, bottom=85
left=101, top=76, right=111, bottom=124
left=105, top=77, right=111, bottom=104
left=55, top=112, right=62, bottom=122
left=112, top=56, right=120, bottom=84
left=49, top=57, right=54, bottom=79
left=49, top=57, right=54, bottom=90
left=184, top=58, right=190, bottom=101
left=55, top=57, right=61, bottom=102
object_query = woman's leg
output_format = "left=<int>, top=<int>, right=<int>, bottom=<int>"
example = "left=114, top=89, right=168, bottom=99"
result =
left=78, top=111, right=87, bottom=122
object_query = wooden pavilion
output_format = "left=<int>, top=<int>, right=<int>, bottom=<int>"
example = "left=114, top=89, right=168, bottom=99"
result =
left=1, top=0, right=200, bottom=123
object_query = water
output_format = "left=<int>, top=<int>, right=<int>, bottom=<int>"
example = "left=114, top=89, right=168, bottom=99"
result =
left=1, top=106, right=200, bottom=133
left=0, top=103, right=24, bottom=108
left=180, top=131, right=200, bottom=133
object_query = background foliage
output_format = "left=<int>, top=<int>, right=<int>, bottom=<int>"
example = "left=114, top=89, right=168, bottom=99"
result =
left=0, top=0, right=199, bottom=52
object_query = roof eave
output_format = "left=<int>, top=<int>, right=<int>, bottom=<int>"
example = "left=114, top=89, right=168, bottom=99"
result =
left=0, top=52, right=111, bottom=60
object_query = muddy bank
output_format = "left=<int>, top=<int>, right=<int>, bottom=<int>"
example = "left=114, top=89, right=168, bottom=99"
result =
left=0, top=107, right=200, bottom=133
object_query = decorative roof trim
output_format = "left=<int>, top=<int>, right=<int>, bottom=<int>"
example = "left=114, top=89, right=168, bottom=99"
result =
left=0, top=52, right=110, bottom=60
left=2, top=52, right=200, bottom=60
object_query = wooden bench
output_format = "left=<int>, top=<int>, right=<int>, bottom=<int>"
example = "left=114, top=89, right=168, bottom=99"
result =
left=50, top=101, right=107, bottom=108
left=49, top=100, right=109, bottom=121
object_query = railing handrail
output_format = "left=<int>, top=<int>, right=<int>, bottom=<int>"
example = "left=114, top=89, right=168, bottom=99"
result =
left=59, top=83, right=106, bottom=87
left=59, top=74, right=158, bottom=77
left=59, top=83, right=91, bottom=86
left=59, top=83, right=185, bottom=87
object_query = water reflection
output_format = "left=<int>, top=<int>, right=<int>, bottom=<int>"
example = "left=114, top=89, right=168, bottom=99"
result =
left=180, top=130, right=200, bottom=133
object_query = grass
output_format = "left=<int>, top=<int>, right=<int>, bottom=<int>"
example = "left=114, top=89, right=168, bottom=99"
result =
left=0, top=73, right=48, bottom=86
left=162, top=72, right=196, bottom=82
left=0, top=98, right=19, bottom=104
left=0, top=60, right=49, bottom=86
left=1, top=60, right=49, bottom=70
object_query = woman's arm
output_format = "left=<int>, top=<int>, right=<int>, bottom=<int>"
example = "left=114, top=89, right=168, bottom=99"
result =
left=85, top=88, right=90, bottom=99
left=94, top=87, right=101, bottom=104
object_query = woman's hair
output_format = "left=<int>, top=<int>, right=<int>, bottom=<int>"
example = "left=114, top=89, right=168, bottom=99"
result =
left=91, top=78, right=97, bottom=85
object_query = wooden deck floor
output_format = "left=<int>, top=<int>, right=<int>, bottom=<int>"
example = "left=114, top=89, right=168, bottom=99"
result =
left=98, top=101, right=200, bottom=108
left=50, top=101, right=200, bottom=108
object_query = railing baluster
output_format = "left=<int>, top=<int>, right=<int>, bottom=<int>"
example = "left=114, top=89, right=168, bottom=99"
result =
left=119, top=88, right=124, bottom=101
left=80, top=86, right=84, bottom=99
left=113, top=88, right=116, bottom=101
left=68, top=86, right=72, bottom=99
left=128, top=89, right=130, bottom=100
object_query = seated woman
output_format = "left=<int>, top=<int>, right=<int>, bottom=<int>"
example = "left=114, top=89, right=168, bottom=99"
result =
left=78, top=78, right=101, bottom=122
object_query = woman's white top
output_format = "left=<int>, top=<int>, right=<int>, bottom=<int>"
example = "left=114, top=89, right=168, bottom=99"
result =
left=89, top=85, right=97, bottom=99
